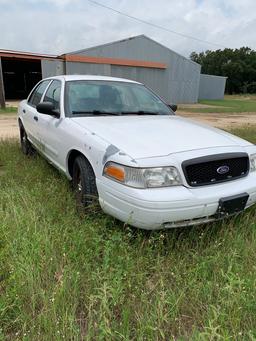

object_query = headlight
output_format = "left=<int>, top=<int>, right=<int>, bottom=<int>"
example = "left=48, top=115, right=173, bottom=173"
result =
left=250, top=153, right=256, bottom=172
left=103, top=162, right=182, bottom=188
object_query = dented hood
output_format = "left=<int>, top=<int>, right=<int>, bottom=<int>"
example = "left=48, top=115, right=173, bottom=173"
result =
left=71, top=115, right=250, bottom=159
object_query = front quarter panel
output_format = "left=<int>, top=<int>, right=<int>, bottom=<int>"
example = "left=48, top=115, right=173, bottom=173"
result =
left=63, top=119, right=135, bottom=179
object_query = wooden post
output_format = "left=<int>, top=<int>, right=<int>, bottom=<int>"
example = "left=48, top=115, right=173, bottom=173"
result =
left=0, top=57, right=6, bottom=109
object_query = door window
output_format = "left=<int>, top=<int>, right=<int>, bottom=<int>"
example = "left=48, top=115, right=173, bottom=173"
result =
left=43, top=80, right=61, bottom=111
left=28, top=80, right=50, bottom=107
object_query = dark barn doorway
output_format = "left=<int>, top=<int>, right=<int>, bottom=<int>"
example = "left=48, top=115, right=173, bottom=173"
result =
left=2, top=58, right=42, bottom=99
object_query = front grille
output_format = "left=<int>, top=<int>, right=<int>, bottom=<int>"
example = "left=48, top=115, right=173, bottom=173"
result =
left=182, top=153, right=249, bottom=187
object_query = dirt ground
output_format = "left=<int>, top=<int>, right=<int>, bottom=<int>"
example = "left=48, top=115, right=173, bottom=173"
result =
left=178, top=111, right=256, bottom=129
left=0, top=114, right=19, bottom=139
left=1, top=110, right=256, bottom=140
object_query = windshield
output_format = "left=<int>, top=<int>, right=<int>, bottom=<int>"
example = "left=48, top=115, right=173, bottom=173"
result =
left=64, top=80, right=173, bottom=117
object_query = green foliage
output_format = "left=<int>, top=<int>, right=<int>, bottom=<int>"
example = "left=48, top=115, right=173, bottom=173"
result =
left=1, top=132, right=256, bottom=339
left=200, top=97, right=256, bottom=113
left=190, top=47, right=256, bottom=94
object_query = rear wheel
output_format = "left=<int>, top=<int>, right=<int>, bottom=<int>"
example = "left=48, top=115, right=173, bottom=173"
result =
left=19, top=122, right=35, bottom=156
left=72, top=155, right=98, bottom=210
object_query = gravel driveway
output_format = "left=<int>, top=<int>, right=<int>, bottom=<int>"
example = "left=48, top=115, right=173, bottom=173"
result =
left=178, top=111, right=256, bottom=129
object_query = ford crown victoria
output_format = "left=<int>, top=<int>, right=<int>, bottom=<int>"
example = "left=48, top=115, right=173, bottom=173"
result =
left=18, top=75, right=256, bottom=229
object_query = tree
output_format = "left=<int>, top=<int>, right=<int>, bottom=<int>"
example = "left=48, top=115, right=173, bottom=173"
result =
left=190, top=47, right=256, bottom=94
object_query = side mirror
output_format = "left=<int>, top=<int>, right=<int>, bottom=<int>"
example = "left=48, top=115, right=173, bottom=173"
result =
left=168, top=104, right=178, bottom=112
left=36, top=102, right=60, bottom=118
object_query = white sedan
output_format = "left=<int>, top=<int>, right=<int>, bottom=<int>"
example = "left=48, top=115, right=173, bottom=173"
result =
left=18, top=75, right=256, bottom=229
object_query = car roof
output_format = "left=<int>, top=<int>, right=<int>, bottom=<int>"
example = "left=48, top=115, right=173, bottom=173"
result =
left=44, top=74, right=142, bottom=84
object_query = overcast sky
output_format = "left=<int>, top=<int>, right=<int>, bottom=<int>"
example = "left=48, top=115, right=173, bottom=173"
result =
left=0, top=0, right=255, bottom=58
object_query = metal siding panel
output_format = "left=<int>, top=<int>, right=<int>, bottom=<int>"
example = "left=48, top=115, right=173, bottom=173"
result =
left=168, top=55, right=201, bottom=104
left=199, top=74, right=227, bottom=100
left=110, top=65, right=168, bottom=102
left=41, top=60, right=64, bottom=78
left=75, top=36, right=170, bottom=63
left=65, top=62, right=111, bottom=76
left=169, top=81, right=179, bottom=103
left=135, top=67, right=169, bottom=102
left=110, top=65, right=137, bottom=80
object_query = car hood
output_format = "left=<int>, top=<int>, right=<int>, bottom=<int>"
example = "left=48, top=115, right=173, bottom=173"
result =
left=71, top=115, right=251, bottom=159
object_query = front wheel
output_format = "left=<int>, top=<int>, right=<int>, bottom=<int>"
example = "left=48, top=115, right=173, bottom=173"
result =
left=19, top=123, right=35, bottom=156
left=72, top=155, right=98, bottom=210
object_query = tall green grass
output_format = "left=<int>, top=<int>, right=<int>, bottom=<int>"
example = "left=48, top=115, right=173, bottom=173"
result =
left=181, top=95, right=256, bottom=114
left=1, top=128, right=256, bottom=340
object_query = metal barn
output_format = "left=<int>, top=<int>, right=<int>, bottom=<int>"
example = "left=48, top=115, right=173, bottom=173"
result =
left=42, top=35, right=202, bottom=104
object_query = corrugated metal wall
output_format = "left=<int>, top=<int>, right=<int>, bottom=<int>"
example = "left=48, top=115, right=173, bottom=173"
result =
left=41, top=59, right=64, bottom=78
left=199, top=74, right=227, bottom=100
left=111, top=65, right=168, bottom=102
left=65, top=62, right=111, bottom=76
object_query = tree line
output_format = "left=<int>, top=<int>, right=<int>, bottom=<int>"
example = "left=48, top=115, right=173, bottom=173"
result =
left=190, top=47, right=256, bottom=94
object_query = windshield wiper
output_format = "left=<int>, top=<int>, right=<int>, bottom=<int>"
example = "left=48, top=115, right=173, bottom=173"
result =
left=72, top=110, right=121, bottom=116
left=72, top=110, right=161, bottom=116
left=121, top=110, right=159, bottom=115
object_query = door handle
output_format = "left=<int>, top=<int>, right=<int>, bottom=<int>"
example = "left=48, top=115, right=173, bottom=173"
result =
left=34, top=116, right=38, bottom=122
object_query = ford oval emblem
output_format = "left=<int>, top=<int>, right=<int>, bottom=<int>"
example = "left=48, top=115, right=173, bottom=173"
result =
left=217, top=165, right=230, bottom=175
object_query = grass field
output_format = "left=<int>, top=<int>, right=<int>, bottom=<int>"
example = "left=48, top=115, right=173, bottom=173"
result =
left=1, top=127, right=256, bottom=340
left=181, top=95, right=256, bottom=114
left=0, top=107, right=17, bottom=115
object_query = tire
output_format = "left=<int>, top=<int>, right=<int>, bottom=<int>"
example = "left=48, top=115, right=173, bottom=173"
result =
left=72, top=155, right=98, bottom=209
left=19, top=122, right=35, bottom=156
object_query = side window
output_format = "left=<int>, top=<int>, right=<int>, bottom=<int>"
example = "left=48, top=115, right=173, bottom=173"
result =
left=28, top=80, right=50, bottom=107
left=43, top=80, right=61, bottom=111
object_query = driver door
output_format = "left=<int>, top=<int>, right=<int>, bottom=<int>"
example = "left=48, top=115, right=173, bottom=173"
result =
left=23, top=80, right=51, bottom=149
left=36, top=80, right=63, bottom=167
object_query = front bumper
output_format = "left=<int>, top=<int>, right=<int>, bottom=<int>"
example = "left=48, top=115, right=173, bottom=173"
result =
left=96, top=173, right=256, bottom=230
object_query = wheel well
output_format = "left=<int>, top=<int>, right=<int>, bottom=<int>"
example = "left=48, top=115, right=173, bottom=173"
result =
left=18, top=118, right=23, bottom=129
left=67, top=150, right=93, bottom=178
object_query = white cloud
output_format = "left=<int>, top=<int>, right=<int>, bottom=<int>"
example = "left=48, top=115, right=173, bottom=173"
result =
left=0, top=0, right=256, bottom=57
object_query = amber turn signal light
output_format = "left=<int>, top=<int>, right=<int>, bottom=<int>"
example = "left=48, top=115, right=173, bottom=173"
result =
left=104, top=163, right=125, bottom=182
